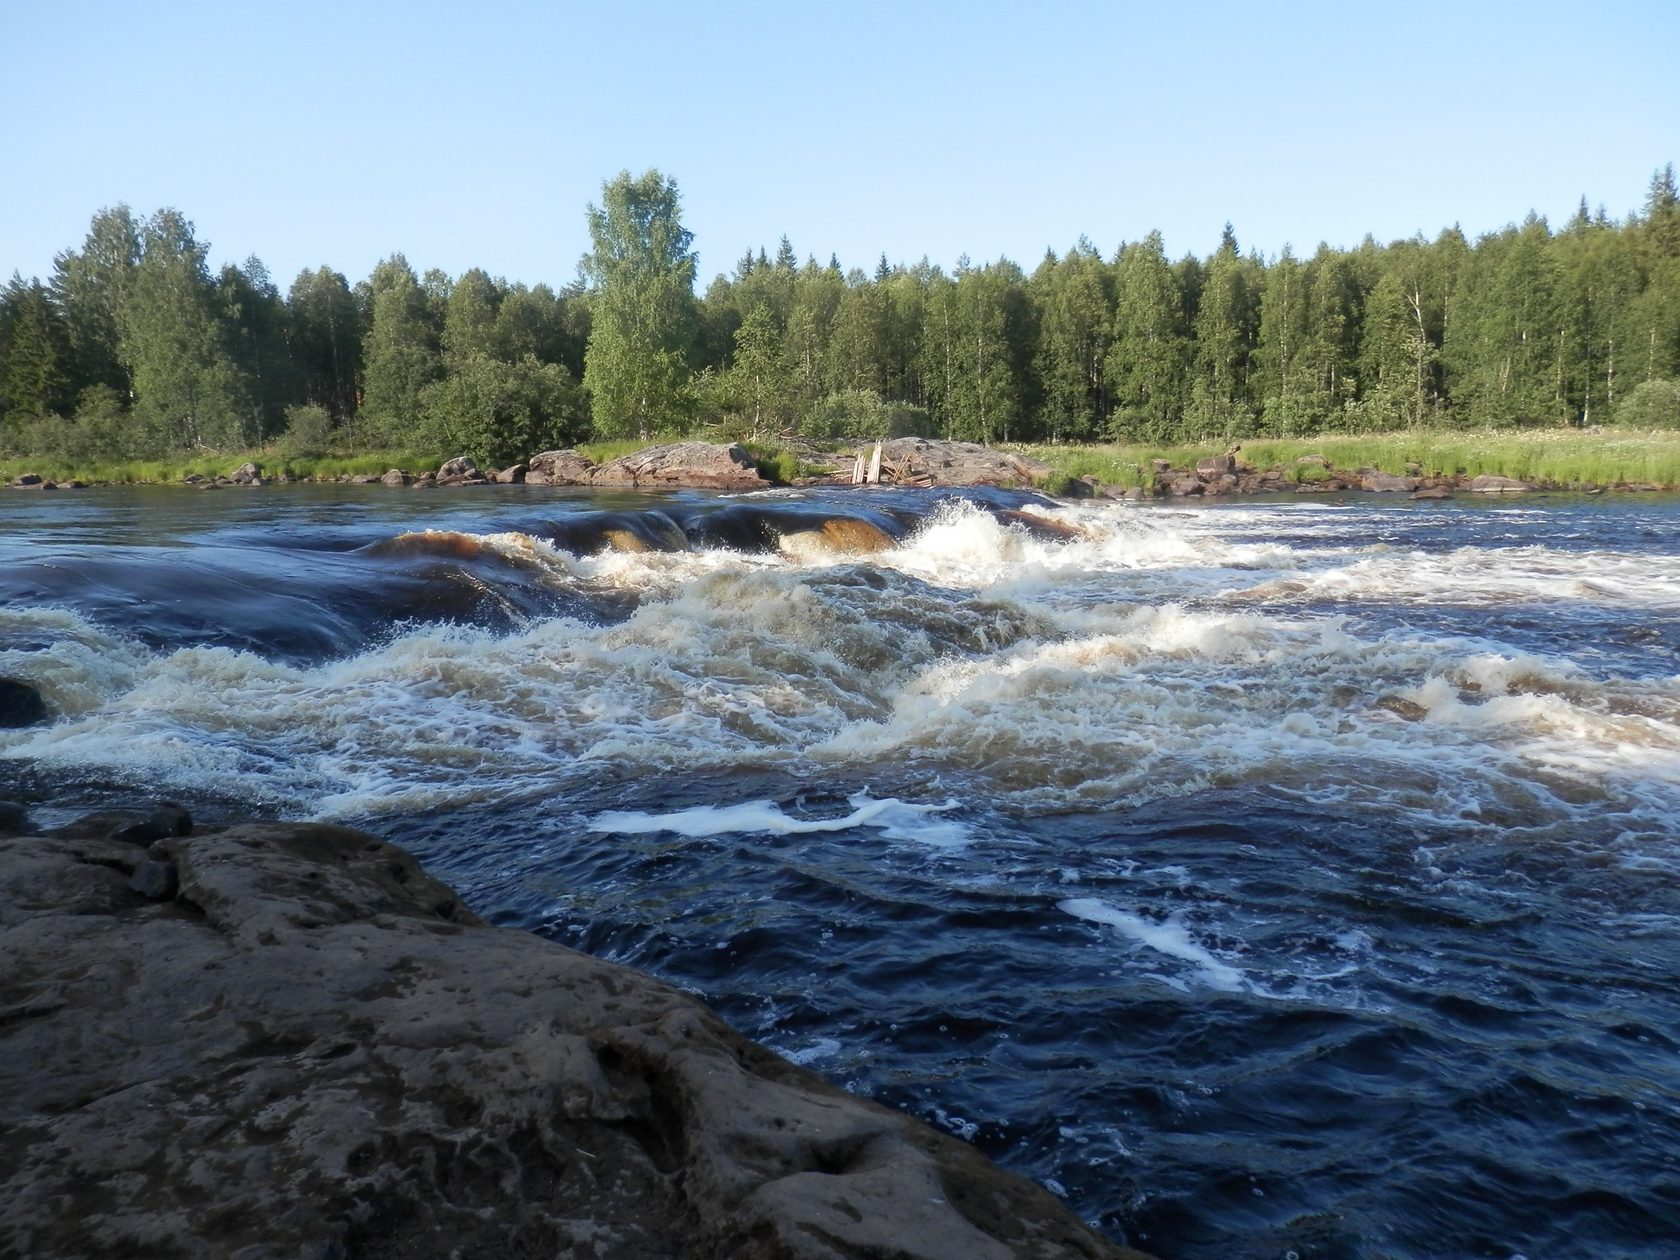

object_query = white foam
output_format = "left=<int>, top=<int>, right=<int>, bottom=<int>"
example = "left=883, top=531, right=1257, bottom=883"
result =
left=588, top=791, right=970, bottom=848
left=1059, top=897, right=1247, bottom=992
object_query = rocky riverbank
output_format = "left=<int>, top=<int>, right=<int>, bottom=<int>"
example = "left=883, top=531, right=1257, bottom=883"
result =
left=10, top=436, right=1674, bottom=497
left=0, top=800, right=1150, bottom=1260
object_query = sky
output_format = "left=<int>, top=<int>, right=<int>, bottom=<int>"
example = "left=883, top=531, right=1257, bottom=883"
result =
left=3, top=0, right=1677, bottom=292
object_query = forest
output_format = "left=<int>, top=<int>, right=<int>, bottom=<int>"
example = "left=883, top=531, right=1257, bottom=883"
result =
left=2, top=166, right=1678, bottom=470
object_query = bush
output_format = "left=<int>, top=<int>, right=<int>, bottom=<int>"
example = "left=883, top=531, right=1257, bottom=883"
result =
left=1616, top=379, right=1680, bottom=430
left=803, top=388, right=933, bottom=441
left=279, top=403, right=335, bottom=458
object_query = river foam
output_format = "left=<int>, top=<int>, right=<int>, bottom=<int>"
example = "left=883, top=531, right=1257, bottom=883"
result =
left=4, top=495, right=1678, bottom=844
left=5, top=486, right=1680, bottom=1258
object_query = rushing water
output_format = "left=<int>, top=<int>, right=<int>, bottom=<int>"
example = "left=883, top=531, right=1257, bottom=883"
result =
left=3, top=483, right=1678, bottom=1259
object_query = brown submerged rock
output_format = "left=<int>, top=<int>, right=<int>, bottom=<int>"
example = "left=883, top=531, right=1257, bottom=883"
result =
left=0, top=821, right=1144, bottom=1260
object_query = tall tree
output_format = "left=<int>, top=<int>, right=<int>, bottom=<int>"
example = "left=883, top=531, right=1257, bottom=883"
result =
left=359, top=254, right=442, bottom=443
left=50, top=205, right=140, bottom=403
left=218, top=256, right=293, bottom=443
left=287, top=266, right=363, bottom=423
left=0, top=276, right=72, bottom=428
left=121, top=209, right=251, bottom=450
left=1255, top=247, right=1310, bottom=433
left=1186, top=224, right=1260, bottom=437
left=580, top=169, right=699, bottom=438
left=1106, top=232, right=1188, bottom=441
left=726, top=302, right=795, bottom=434
left=1032, top=238, right=1113, bottom=441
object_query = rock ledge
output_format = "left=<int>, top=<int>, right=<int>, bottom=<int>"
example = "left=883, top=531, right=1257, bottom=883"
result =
left=0, top=820, right=1147, bottom=1260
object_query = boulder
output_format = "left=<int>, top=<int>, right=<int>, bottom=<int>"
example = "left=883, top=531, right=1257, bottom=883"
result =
left=0, top=677, right=48, bottom=728
left=1466, top=474, right=1531, bottom=493
left=495, top=462, right=528, bottom=484
left=230, top=461, right=261, bottom=484
left=1196, top=454, right=1236, bottom=477
left=1373, top=695, right=1429, bottom=721
left=778, top=517, right=897, bottom=559
left=1163, top=474, right=1203, bottom=497
left=1410, top=487, right=1451, bottom=500
left=380, top=468, right=412, bottom=487
left=12, top=473, right=43, bottom=487
left=437, top=455, right=479, bottom=480
left=871, top=438, right=1050, bottom=488
left=0, top=821, right=1145, bottom=1260
left=348, top=474, right=379, bottom=484
left=590, top=442, right=768, bottom=490
left=526, top=449, right=598, bottom=485
left=1360, top=472, right=1420, bottom=493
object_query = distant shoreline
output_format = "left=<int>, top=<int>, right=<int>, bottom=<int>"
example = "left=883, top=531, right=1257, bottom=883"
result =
left=6, top=430, right=1679, bottom=498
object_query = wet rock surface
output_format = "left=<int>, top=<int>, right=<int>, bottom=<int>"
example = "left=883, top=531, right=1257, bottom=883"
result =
left=0, top=676, right=49, bottom=728
left=0, top=819, right=1145, bottom=1260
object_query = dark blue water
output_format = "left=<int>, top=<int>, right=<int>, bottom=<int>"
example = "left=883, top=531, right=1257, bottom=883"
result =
left=3, top=485, right=1678, bottom=1259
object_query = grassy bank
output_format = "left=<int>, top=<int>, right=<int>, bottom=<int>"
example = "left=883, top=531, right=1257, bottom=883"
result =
left=6, top=428, right=1679, bottom=492
left=1021, top=428, right=1680, bottom=490
left=0, top=449, right=450, bottom=486
left=0, top=437, right=827, bottom=489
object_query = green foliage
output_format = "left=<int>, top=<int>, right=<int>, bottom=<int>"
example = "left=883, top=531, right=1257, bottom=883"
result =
left=419, top=353, right=585, bottom=465
left=802, top=387, right=931, bottom=441
left=359, top=255, right=442, bottom=444
left=279, top=403, right=335, bottom=458
left=9, top=167, right=1680, bottom=469
left=580, top=169, right=699, bottom=439
left=121, top=209, right=253, bottom=450
left=1616, top=378, right=1680, bottom=429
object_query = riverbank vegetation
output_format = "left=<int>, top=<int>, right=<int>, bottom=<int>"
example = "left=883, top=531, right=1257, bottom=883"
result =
left=1025, top=427, right=1680, bottom=492
left=3, top=167, right=1678, bottom=477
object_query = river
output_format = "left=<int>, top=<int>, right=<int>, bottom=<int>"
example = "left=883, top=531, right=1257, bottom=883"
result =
left=2, top=483, right=1677, bottom=1259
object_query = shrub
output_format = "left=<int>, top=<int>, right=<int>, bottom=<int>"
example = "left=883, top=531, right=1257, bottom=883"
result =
left=1615, top=379, right=1680, bottom=430
left=279, top=403, right=335, bottom=458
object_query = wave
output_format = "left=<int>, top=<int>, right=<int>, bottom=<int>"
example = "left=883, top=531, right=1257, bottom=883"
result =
left=3, top=494, right=1678, bottom=847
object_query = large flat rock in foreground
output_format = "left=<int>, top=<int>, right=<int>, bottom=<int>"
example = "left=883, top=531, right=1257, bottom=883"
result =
left=0, top=822, right=1149, bottom=1260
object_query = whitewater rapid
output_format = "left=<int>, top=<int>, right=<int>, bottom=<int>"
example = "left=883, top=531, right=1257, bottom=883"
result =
left=4, top=496, right=1676, bottom=846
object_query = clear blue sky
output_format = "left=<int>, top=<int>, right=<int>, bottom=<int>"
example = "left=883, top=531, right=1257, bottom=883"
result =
left=4, top=0, right=1677, bottom=291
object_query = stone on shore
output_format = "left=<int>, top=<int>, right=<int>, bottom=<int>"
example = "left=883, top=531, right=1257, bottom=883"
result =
left=590, top=442, right=768, bottom=490
left=525, top=449, right=598, bottom=485
left=0, top=820, right=1145, bottom=1260
left=1360, top=471, right=1420, bottom=493
left=1467, top=473, right=1531, bottom=493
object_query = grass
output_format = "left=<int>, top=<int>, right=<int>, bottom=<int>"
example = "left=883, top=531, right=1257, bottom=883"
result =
left=8, top=428, right=1677, bottom=490
left=0, top=448, right=450, bottom=486
left=1020, top=428, right=1680, bottom=490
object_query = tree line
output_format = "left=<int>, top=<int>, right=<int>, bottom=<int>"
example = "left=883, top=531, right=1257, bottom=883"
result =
left=2, top=165, right=1677, bottom=467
